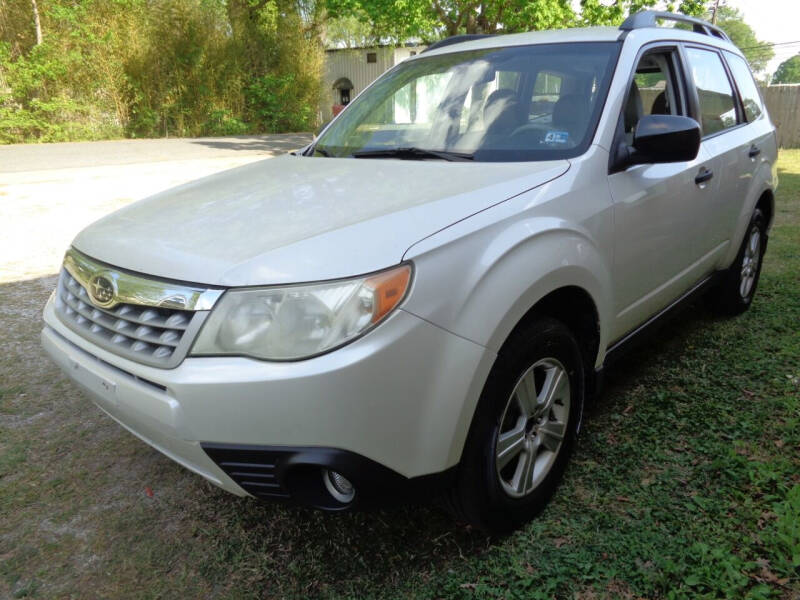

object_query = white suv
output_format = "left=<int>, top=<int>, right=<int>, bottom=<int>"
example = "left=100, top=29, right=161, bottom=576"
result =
left=42, top=11, right=777, bottom=533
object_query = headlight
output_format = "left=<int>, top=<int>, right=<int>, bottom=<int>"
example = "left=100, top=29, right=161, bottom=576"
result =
left=191, top=264, right=412, bottom=360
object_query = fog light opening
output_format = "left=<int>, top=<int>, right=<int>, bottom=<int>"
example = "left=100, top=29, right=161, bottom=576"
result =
left=322, top=469, right=355, bottom=504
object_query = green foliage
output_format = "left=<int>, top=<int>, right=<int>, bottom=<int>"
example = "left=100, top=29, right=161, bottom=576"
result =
left=773, top=55, right=800, bottom=84
left=326, top=13, right=378, bottom=47
left=325, top=0, right=438, bottom=42
left=579, top=0, right=704, bottom=27
left=488, top=0, right=576, bottom=32
left=0, top=0, right=779, bottom=143
left=245, top=74, right=315, bottom=133
left=325, top=0, right=711, bottom=44
left=0, top=0, right=324, bottom=143
left=713, top=6, right=774, bottom=74
left=767, top=484, right=800, bottom=573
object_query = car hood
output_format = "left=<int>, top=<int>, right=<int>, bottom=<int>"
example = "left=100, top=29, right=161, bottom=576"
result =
left=73, top=154, right=569, bottom=286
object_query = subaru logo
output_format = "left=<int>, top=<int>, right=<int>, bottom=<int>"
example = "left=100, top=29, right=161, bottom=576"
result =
left=88, top=274, right=116, bottom=308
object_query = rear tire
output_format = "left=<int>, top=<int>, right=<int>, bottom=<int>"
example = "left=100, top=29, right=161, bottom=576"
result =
left=708, top=208, right=766, bottom=316
left=445, top=317, right=584, bottom=534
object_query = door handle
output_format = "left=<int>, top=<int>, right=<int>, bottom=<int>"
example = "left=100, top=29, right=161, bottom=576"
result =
left=748, top=144, right=761, bottom=158
left=695, top=168, right=714, bottom=185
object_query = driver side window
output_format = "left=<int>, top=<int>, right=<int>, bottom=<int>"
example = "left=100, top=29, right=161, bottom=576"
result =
left=623, top=50, right=683, bottom=144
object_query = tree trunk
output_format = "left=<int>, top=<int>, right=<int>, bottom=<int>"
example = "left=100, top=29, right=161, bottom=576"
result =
left=465, top=12, right=476, bottom=33
left=31, top=0, right=43, bottom=45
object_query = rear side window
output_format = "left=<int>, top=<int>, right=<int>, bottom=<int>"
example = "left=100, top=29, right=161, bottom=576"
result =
left=685, top=47, right=738, bottom=136
left=530, top=71, right=563, bottom=121
left=724, top=51, right=764, bottom=122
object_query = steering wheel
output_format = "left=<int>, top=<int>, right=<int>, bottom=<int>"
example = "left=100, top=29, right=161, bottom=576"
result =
left=509, top=124, right=547, bottom=144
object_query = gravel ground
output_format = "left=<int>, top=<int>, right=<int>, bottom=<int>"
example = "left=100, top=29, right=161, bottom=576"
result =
left=0, top=134, right=311, bottom=283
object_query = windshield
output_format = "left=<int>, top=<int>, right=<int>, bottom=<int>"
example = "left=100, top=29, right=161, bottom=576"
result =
left=314, top=42, right=620, bottom=162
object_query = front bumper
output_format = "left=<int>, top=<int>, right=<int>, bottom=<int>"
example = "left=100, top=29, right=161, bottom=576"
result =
left=42, top=295, right=493, bottom=505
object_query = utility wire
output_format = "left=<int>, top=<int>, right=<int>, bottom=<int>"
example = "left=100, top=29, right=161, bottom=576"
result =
left=737, top=40, right=800, bottom=51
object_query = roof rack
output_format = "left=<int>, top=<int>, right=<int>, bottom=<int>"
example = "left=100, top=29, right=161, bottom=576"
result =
left=422, top=34, right=495, bottom=53
left=619, top=10, right=730, bottom=42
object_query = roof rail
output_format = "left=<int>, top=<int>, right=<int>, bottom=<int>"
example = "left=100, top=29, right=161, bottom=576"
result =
left=422, top=34, right=495, bottom=53
left=619, top=10, right=730, bottom=42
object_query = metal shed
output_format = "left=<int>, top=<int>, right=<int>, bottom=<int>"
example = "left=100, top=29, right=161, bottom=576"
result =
left=323, top=45, right=426, bottom=122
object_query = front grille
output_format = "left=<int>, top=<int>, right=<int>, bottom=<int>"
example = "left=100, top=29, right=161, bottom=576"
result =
left=54, top=268, right=207, bottom=368
left=202, top=445, right=290, bottom=499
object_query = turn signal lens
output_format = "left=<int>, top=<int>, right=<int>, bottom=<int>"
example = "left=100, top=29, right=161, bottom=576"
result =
left=365, top=265, right=411, bottom=323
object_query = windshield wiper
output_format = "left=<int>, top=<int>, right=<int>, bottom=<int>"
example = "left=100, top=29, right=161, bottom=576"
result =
left=307, top=145, right=330, bottom=157
left=351, top=147, right=474, bottom=162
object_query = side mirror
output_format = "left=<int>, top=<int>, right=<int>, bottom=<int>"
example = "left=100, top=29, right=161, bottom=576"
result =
left=629, top=114, right=701, bottom=165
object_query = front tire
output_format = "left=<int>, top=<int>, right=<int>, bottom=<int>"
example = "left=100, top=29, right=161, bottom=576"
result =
left=446, top=317, right=584, bottom=534
left=708, top=208, right=767, bottom=315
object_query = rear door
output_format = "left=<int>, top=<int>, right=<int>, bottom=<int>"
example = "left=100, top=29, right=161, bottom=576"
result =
left=607, top=45, right=716, bottom=340
left=721, top=50, right=776, bottom=235
left=681, top=44, right=747, bottom=262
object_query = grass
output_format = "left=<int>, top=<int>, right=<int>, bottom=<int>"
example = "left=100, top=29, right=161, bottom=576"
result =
left=1, top=151, right=799, bottom=599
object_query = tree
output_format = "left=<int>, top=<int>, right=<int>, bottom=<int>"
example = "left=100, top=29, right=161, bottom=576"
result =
left=713, top=6, right=773, bottom=73
left=30, top=0, right=41, bottom=45
left=0, top=0, right=327, bottom=142
left=772, top=55, right=800, bottom=84
left=578, top=0, right=705, bottom=26
left=324, top=0, right=438, bottom=42
left=324, top=0, right=709, bottom=44
left=325, top=13, right=377, bottom=47
left=429, top=0, right=577, bottom=35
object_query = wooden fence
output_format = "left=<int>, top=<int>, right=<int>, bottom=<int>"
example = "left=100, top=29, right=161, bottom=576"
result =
left=761, top=85, right=800, bottom=149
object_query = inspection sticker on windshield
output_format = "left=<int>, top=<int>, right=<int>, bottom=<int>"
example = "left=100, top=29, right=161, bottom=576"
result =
left=544, top=131, right=569, bottom=144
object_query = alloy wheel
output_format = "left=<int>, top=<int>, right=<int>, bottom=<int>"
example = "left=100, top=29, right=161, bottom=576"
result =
left=740, top=225, right=761, bottom=299
left=495, top=358, right=571, bottom=498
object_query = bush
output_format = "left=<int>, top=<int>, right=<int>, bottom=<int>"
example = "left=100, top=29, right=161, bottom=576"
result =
left=0, top=0, right=324, bottom=143
left=245, top=74, right=315, bottom=133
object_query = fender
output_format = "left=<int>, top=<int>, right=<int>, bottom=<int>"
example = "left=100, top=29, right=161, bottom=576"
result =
left=405, top=220, right=612, bottom=363
left=403, top=146, right=615, bottom=366
left=401, top=147, right=615, bottom=468
left=403, top=209, right=614, bottom=468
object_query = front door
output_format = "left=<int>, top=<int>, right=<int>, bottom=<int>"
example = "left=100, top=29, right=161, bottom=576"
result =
left=608, top=46, right=718, bottom=341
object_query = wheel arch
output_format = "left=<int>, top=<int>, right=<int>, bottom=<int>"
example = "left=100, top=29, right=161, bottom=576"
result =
left=446, top=282, right=603, bottom=477
left=722, top=160, right=777, bottom=268
left=501, top=285, right=602, bottom=377
left=756, top=188, right=774, bottom=231
left=403, top=197, right=616, bottom=471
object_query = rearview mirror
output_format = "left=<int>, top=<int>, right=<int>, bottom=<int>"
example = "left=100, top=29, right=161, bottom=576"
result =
left=629, top=114, right=701, bottom=165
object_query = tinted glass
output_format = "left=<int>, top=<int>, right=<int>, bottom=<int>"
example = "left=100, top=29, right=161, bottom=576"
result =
left=529, top=71, right=562, bottom=121
left=634, top=57, right=678, bottom=117
left=685, top=47, right=738, bottom=135
left=623, top=52, right=681, bottom=145
left=314, top=42, right=620, bottom=162
left=724, top=51, right=763, bottom=122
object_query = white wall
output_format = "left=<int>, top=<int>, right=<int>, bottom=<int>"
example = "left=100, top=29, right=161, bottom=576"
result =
left=322, top=46, right=427, bottom=122
left=323, top=48, right=394, bottom=122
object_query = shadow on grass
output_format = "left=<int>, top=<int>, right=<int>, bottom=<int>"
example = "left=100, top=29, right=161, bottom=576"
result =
left=599, top=299, right=717, bottom=397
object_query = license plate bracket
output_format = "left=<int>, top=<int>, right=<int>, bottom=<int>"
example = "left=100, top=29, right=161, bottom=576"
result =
left=69, top=358, right=117, bottom=404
